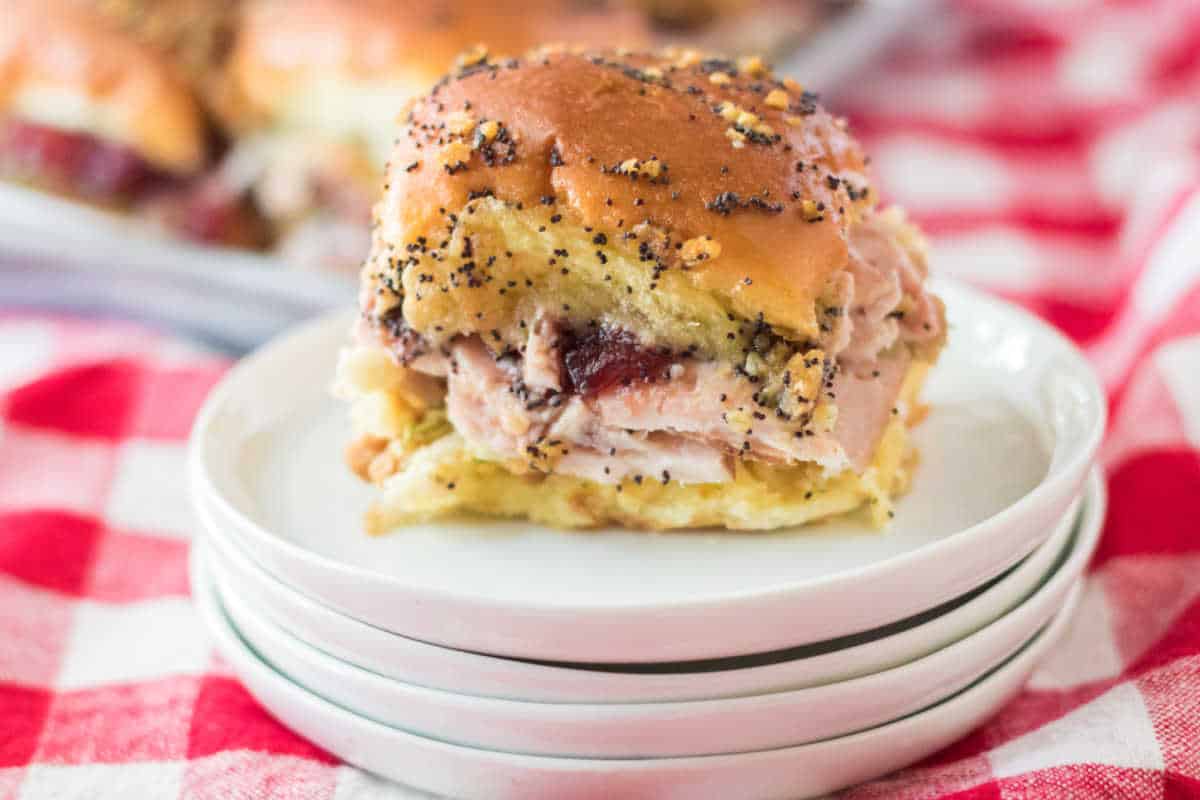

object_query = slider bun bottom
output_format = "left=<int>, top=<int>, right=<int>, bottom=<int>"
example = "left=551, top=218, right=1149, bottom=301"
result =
left=338, top=346, right=928, bottom=533
left=362, top=419, right=911, bottom=533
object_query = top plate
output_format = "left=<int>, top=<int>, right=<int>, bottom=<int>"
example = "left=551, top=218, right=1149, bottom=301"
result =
left=191, top=278, right=1104, bottom=662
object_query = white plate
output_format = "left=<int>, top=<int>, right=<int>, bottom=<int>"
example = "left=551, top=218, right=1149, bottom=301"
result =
left=192, top=554, right=1083, bottom=800
left=196, top=473, right=1091, bottom=703
left=197, top=473, right=1100, bottom=759
left=190, top=278, right=1104, bottom=663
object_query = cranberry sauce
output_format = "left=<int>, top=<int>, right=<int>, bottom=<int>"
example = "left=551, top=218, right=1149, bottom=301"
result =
left=561, top=326, right=674, bottom=396
left=0, top=119, right=162, bottom=199
left=0, top=119, right=267, bottom=246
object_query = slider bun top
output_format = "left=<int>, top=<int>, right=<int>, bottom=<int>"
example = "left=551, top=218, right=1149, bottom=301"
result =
left=372, top=48, right=872, bottom=342
left=0, top=0, right=207, bottom=174
left=227, top=0, right=650, bottom=144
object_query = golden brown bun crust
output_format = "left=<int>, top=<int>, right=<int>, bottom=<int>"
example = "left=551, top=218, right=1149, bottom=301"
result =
left=0, top=0, right=207, bottom=173
left=378, top=49, right=872, bottom=339
left=229, top=0, right=652, bottom=126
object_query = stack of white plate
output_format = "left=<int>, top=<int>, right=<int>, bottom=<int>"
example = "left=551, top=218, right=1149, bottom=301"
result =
left=189, top=280, right=1106, bottom=800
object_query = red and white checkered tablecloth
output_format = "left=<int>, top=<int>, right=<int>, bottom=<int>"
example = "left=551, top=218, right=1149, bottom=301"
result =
left=1, top=0, right=1199, bottom=797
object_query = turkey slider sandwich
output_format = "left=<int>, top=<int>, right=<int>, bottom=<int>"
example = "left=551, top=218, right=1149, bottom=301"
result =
left=219, top=0, right=649, bottom=270
left=0, top=1, right=204, bottom=207
left=339, top=47, right=945, bottom=532
left=0, top=0, right=267, bottom=246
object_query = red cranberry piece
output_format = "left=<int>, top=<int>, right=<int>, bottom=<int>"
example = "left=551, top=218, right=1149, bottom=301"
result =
left=562, top=327, right=672, bottom=396
left=1, top=119, right=158, bottom=198
left=79, top=143, right=153, bottom=197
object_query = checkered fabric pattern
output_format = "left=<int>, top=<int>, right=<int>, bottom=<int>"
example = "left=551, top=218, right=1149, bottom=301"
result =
left=0, top=0, right=1198, bottom=797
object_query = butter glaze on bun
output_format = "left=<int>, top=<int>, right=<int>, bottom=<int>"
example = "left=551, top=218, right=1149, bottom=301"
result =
left=0, top=0, right=207, bottom=174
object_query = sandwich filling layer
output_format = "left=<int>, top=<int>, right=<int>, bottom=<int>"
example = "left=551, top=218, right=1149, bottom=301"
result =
left=350, top=207, right=941, bottom=492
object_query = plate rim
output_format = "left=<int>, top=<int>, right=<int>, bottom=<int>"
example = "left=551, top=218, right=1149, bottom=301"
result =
left=188, top=549, right=1084, bottom=798
left=204, top=469, right=1104, bottom=712
left=191, top=471, right=1102, bottom=757
left=207, top=547, right=1049, bottom=756
left=194, top=472, right=1093, bottom=701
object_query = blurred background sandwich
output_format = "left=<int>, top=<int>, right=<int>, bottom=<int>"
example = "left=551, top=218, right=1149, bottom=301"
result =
left=0, top=0, right=266, bottom=247
left=214, top=0, right=651, bottom=271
